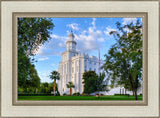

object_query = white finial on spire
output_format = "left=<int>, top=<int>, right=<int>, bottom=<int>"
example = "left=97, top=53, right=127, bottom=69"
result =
left=69, top=28, right=74, bottom=38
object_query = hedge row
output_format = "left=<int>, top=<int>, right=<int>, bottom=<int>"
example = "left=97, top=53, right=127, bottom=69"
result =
left=18, top=93, right=53, bottom=96
left=114, top=94, right=130, bottom=96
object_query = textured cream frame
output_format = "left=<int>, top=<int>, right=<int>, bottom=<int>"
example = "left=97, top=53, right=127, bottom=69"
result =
left=1, top=1, right=159, bottom=118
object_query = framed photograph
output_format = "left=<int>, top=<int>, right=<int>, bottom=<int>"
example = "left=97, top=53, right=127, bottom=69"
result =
left=1, top=0, right=159, bottom=118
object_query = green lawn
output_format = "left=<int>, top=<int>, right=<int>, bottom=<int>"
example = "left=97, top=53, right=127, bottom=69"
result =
left=18, top=95, right=142, bottom=101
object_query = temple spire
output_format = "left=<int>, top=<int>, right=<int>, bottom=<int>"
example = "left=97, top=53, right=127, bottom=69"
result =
left=66, top=29, right=77, bottom=51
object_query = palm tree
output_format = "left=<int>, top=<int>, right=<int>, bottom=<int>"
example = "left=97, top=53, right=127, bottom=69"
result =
left=66, top=82, right=75, bottom=95
left=49, top=71, right=60, bottom=95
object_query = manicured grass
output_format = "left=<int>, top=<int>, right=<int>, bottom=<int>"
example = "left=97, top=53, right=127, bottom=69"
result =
left=18, top=95, right=142, bottom=101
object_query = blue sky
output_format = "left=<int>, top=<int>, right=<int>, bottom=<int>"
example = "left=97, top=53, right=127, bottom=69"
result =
left=33, top=17, right=142, bottom=83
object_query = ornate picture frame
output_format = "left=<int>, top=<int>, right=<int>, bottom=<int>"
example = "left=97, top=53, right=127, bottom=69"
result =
left=1, top=0, right=159, bottom=117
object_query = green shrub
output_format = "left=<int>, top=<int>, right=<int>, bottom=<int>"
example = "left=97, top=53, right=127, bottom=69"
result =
left=56, top=91, right=60, bottom=96
left=73, top=92, right=80, bottom=96
left=18, top=93, right=52, bottom=96
left=18, top=87, right=24, bottom=93
left=73, top=93, right=76, bottom=96
left=81, top=93, right=89, bottom=96
left=63, top=93, right=67, bottom=96
left=114, top=94, right=129, bottom=96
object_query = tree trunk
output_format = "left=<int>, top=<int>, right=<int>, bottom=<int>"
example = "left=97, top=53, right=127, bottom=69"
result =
left=135, top=90, right=138, bottom=100
left=53, top=86, right=54, bottom=95
left=70, top=88, right=71, bottom=95
left=35, top=88, right=37, bottom=94
left=129, top=74, right=134, bottom=96
left=53, top=79, right=56, bottom=95
left=132, top=90, right=135, bottom=96
left=134, top=76, right=138, bottom=100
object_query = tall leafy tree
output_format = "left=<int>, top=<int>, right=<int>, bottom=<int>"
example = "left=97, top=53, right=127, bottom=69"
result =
left=18, top=18, right=54, bottom=55
left=96, top=72, right=109, bottom=96
left=82, top=71, right=98, bottom=94
left=26, top=64, right=40, bottom=89
left=83, top=71, right=108, bottom=95
left=49, top=71, right=60, bottom=95
left=37, top=82, right=54, bottom=94
left=18, top=18, right=54, bottom=89
left=102, top=20, right=142, bottom=100
left=66, top=82, right=75, bottom=95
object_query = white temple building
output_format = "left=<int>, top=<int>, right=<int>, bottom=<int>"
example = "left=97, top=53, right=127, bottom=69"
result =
left=58, top=30, right=104, bottom=95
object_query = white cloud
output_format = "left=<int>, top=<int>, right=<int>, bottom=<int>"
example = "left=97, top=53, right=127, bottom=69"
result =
left=51, top=34, right=59, bottom=39
left=33, top=45, right=45, bottom=55
left=38, top=70, right=52, bottom=83
left=82, top=30, right=87, bottom=34
left=91, top=18, right=96, bottom=30
left=58, top=42, right=65, bottom=48
left=35, top=18, right=105, bottom=56
left=98, top=38, right=104, bottom=42
left=38, top=57, right=49, bottom=61
left=73, top=18, right=104, bottom=52
left=51, top=63, right=58, bottom=67
left=122, top=18, right=137, bottom=25
left=123, top=27, right=131, bottom=33
left=122, top=18, right=139, bottom=33
left=104, top=26, right=117, bottom=36
left=50, top=34, right=68, bottom=41
left=66, top=30, right=70, bottom=35
left=48, top=34, right=67, bottom=50
left=67, top=23, right=79, bottom=30
left=34, top=34, right=68, bottom=56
